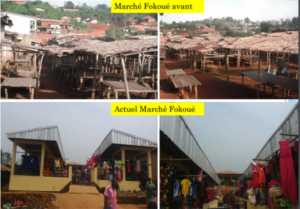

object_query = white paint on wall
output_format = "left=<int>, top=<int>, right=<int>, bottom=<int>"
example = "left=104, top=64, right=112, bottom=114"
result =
left=3, top=12, right=37, bottom=35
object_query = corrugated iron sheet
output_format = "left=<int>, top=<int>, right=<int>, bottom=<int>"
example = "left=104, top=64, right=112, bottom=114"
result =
left=6, top=125, right=65, bottom=159
left=160, top=116, right=220, bottom=185
left=242, top=103, right=298, bottom=177
left=93, top=129, right=157, bottom=156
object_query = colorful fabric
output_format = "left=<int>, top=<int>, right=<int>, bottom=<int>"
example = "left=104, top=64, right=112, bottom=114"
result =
left=104, top=185, right=118, bottom=209
left=181, top=179, right=191, bottom=198
left=279, top=139, right=298, bottom=203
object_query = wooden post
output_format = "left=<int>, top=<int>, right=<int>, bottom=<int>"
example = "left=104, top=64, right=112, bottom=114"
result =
left=70, top=53, right=75, bottom=87
left=115, top=91, right=118, bottom=99
left=257, top=51, right=261, bottom=99
left=225, top=49, right=229, bottom=81
left=10, top=142, right=17, bottom=178
left=91, top=54, right=98, bottom=99
left=37, top=54, right=45, bottom=94
left=148, top=56, right=151, bottom=73
left=193, top=51, right=196, bottom=70
left=4, top=88, right=8, bottom=99
left=250, top=50, right=252, bottom=67
left=237, top=49, right=240, bottom=69
left=194, top=85, right=198, bottom=99
left=99, top=56, right=103, bottom=98
left=151, top=52, right=156, bottom=89
left=267, top=51, right=270, bottom=71
left=120, top=57, right=130, bottom=99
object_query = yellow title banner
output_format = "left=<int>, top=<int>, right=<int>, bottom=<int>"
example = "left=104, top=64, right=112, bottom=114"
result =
left=111, top=0, right=204, bottom=13
left=111, top=103, right=204, bottom=116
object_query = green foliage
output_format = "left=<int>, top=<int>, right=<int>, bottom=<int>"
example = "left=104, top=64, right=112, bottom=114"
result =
left=1, top=149, right=12, bottom=165
left=260, top=21, right=272, bottom=32
left=189, top=32, right=197, bottom=37
left=224, top=30, right=253, bottom=37
left=105, top=26, right=125, bottom=40
left=244, top=17, right=250, bottom=24
left=64, top=1, right=75, bottom=9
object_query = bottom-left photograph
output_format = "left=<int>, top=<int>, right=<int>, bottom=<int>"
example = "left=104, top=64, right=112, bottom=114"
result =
left=1, top=102, right=158, bottom=209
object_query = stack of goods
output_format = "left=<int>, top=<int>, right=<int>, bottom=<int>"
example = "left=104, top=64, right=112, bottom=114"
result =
left=116, top=190, right=136, bottom=204
left=20, top=154, right=40, bottom=175
left=135, top=190, right=147, bottom=204
left=160, top=166, right=172, bottom=206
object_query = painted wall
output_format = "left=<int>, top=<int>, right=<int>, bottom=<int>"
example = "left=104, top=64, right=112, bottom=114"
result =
left=92, top=167, right=140, bottom=190
left=9, top=166, right=72, bottom=192
left=4, top=14, right=36, bottom=35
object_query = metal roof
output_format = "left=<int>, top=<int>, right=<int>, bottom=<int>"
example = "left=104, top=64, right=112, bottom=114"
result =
left=160, top=116, right=221, bottom=185
left=6, top=125, right=65, bottom=159
left=242, top=103, right=298, bottom=177
left=93, top=129, right=157, bottom=156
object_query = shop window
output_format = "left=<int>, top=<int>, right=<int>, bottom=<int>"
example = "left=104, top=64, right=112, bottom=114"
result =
left=14, top=144, right=41, bottom=176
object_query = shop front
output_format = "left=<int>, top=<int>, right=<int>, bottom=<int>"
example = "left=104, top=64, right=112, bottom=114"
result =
left=160, top=116, right=221, bottom=209
left=6, top=126, right=72, bottom=192
left=89, top=129, right=157, bottom=192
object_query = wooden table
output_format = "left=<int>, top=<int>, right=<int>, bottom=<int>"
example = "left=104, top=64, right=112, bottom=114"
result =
left=2, top=77, right=37, bottom=99
left=166, top=69, right=186, bottom=77
left=101, top=81, right=157, bottom=99
left=170, top=74, right=201, bottom=98
left=241, top=70, right=298, bottom=97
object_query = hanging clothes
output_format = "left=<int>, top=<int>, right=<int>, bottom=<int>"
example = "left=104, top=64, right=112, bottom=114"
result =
left=181, top=179, right=190, bottom=198
left=257, top=162, right=266, bottom=184
left=173, top=179, right=181, bottom=197
left=105, top=164, right=109, bottom=180
left=32, top=155, right=39, bottom=170
left=251, top=162, right=259, bottom=187
left=56, top=159, right=61, bottom=169
left=279, top=139, right=298, bottom=203
left=118, top=166, right=122, bottom=182
left=198, top=170, right=203, bottom=181
left=91, top=156, right=96, bottom=168
left=109, top=166, right=113, bottom=181
left=113, top=165, right=118, bottom=180
left=21, top=155, right=28, bottom=170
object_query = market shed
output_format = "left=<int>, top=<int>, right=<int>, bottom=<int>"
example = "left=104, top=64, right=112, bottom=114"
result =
left=224, top=31, right=299, bottom=98
left=242, top=103, right=298, bottom=177
left=68, top=38, right=158, bottom=99
left=165, top=37, right=240, bottom=74
left=90, top=129, right=157, bottom=191
left=6, top=126, right=72, bottom=192
left=1, top=39, right=51, bottom=99
left=160, top=116, right=220, bottom=185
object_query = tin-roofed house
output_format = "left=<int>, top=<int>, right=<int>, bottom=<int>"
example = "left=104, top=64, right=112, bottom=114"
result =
left=6, top=126, right=72, bottom=192
left=90, top=129, right=157, bottom=191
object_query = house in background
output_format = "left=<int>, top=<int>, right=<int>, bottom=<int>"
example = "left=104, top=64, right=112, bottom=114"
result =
left=2, top=12, right=38, bottom=35
left=1, top=13, right=13, bottom=39
left=141, top=16, right=156, bottom=23
left=51, top=5, right=58, bottom=8
left=145, top=28, right=157, bottom=36
left=62, top=9, right=80, bottom=12
left=217, top=170, right=241, bottom=187
left=35, top=7, right=46, bottom=12
left=230, top=27, right=247, bottom=33
left=60, top=16, right=71, bottom=22
left=90, top=18, right=98, bottom=24
left=73, top=17, right=81, bottom=22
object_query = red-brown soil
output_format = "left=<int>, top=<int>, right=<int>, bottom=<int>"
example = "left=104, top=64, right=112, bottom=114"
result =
left=160, top=58, right=298, bottom=99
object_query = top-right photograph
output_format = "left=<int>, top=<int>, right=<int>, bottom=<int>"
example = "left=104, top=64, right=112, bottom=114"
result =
left=159, top=0, right=298, bottom=99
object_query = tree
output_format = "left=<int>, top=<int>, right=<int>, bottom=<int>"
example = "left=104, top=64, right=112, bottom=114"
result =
left=226, top=17, right=233, bottom=23
left=205, top=23, right=211, bottom=27
left=260, top=21, right=272, bottom=32
left=105, top=26, right=125, bottom=40
left=172, top=21, right=176, bottom=25
left=65, top=1, right=75, bottom=9
left=292, top=17, right=298, bottom=28
left=244, top=17, right=250, bottom=24
left=1, top=150, right=12, bottom=165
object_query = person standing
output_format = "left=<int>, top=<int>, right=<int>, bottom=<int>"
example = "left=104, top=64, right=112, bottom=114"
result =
left=81, top=168, right=85, bottom=184
left=145, top=178, right=156, bottom=202
left=104, top=179, right=118, bottom=209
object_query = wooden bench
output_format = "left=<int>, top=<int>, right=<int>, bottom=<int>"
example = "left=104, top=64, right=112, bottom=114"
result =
left=170, top=74, right=201, bottom=99
left=100, top=81, right=157, bottom=99
left=2, top=77, right=37, bottom=99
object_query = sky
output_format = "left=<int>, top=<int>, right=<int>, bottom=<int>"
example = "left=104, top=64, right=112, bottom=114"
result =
left=1, top=102, right=158, bottom=164
left=182, top=102, right=297, bottom=173
left=160, top=0, right=298, bottom=23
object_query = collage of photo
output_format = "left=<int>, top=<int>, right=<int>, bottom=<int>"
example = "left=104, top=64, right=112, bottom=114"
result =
left=0, top=0, right=299, bottom=209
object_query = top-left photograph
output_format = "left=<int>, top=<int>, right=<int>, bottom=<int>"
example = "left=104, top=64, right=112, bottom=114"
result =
left=1, top=1, right=158, bottom=99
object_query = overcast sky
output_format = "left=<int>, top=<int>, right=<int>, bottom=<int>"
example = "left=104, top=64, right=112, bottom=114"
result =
left=1, top=102, right=158, bottom=164
left=161, top=0, right=298, bottom=23
left=182, top=102, right=297, bottom=173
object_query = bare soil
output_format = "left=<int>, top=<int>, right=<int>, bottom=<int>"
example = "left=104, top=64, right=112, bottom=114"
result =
left=160, top=58, right=298, bottom=99
left=1, top=186, right=148, bottom=209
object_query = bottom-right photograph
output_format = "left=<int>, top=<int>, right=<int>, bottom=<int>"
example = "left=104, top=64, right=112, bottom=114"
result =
left=159, top=102, right=298, bottom=209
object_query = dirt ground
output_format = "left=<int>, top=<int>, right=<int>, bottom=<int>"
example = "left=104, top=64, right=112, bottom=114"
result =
left=160, top=58, right=298, bottom=99
left=1, top=185, right=148, bottom=209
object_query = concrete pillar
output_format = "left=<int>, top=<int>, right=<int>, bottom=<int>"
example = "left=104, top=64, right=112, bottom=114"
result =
left=10, top=142, right=17, bottom=177
left=40, top=142, right=45, bottom=177
left=147, top=150, right=152, bottom=179
left=121, top=147, right=126, bottom=181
